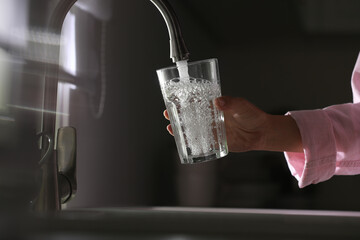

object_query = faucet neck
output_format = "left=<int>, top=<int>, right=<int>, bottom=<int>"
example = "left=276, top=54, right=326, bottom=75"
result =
left=150, top=0, right=190, bottom=62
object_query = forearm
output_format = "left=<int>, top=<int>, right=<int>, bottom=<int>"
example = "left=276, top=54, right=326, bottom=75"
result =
left=262, top=114, right=303, bottom=153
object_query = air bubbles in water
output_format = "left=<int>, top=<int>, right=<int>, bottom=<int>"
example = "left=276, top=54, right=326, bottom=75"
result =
left=165, top=69, right=221, bottom=156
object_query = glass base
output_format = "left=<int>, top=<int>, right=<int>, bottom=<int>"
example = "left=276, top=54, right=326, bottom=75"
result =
left=180, top=149, right=228, bottom=164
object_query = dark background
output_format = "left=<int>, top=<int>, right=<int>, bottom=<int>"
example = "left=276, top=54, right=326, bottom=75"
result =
left=65, top=0, right=360, bottom=211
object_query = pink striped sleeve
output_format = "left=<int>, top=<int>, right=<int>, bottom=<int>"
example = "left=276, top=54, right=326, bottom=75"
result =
left=284, top=53, right=360, bottom=188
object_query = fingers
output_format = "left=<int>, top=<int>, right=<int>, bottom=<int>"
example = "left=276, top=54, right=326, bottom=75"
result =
left=166, top=124, right=173, bottom=136
left=163, top=110, right=170, bottom=120
left=163, top=110, right=173, bottom=135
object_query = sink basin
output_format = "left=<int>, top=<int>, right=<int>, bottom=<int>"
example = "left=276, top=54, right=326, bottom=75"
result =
left=3, top=207, right=360, bottom=239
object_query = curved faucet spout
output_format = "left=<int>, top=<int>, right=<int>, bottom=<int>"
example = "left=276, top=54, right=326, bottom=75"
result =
left=36, top=0, right=190, bottom=212
left=150, top=0, right=190, bottom=62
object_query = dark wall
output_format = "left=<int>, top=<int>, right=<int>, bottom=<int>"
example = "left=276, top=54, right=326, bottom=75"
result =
left=172, top=0, right=360, bottom=210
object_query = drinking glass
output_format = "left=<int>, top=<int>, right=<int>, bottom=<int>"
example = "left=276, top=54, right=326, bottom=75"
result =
left=157, top=58, right=228, bottom=164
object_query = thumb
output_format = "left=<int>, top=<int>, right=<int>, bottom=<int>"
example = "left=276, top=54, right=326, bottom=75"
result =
left=215, top=96, right=266, bottom=126
left=214, top=96, right=234, bottom=111
left=215, top=96, right=245, bottom=121
left=215, top=96, right=249, bottom=113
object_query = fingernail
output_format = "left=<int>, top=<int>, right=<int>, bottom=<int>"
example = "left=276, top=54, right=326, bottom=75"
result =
left=216, top=98, right=226, bottom=107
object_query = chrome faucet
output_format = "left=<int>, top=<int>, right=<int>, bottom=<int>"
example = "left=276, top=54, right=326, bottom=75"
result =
left=150, top=0, right=190, bottom=62
left=36, top=0, right=189, bottom=212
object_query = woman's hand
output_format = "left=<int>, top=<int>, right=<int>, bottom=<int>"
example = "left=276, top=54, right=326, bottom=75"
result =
left=214, top=96, right=270, bottom=152
left=164, top=96, right=303, bottom=153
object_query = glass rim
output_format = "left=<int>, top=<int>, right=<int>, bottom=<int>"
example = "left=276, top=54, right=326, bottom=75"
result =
left=156, top=58, right=218, bottom=72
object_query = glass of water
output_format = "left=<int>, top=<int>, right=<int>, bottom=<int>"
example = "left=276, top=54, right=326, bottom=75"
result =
left=157, top=58, right=228, bottom=164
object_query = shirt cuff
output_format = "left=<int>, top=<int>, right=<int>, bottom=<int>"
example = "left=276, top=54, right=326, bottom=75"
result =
left=284, top=109, right=337, bottom=188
